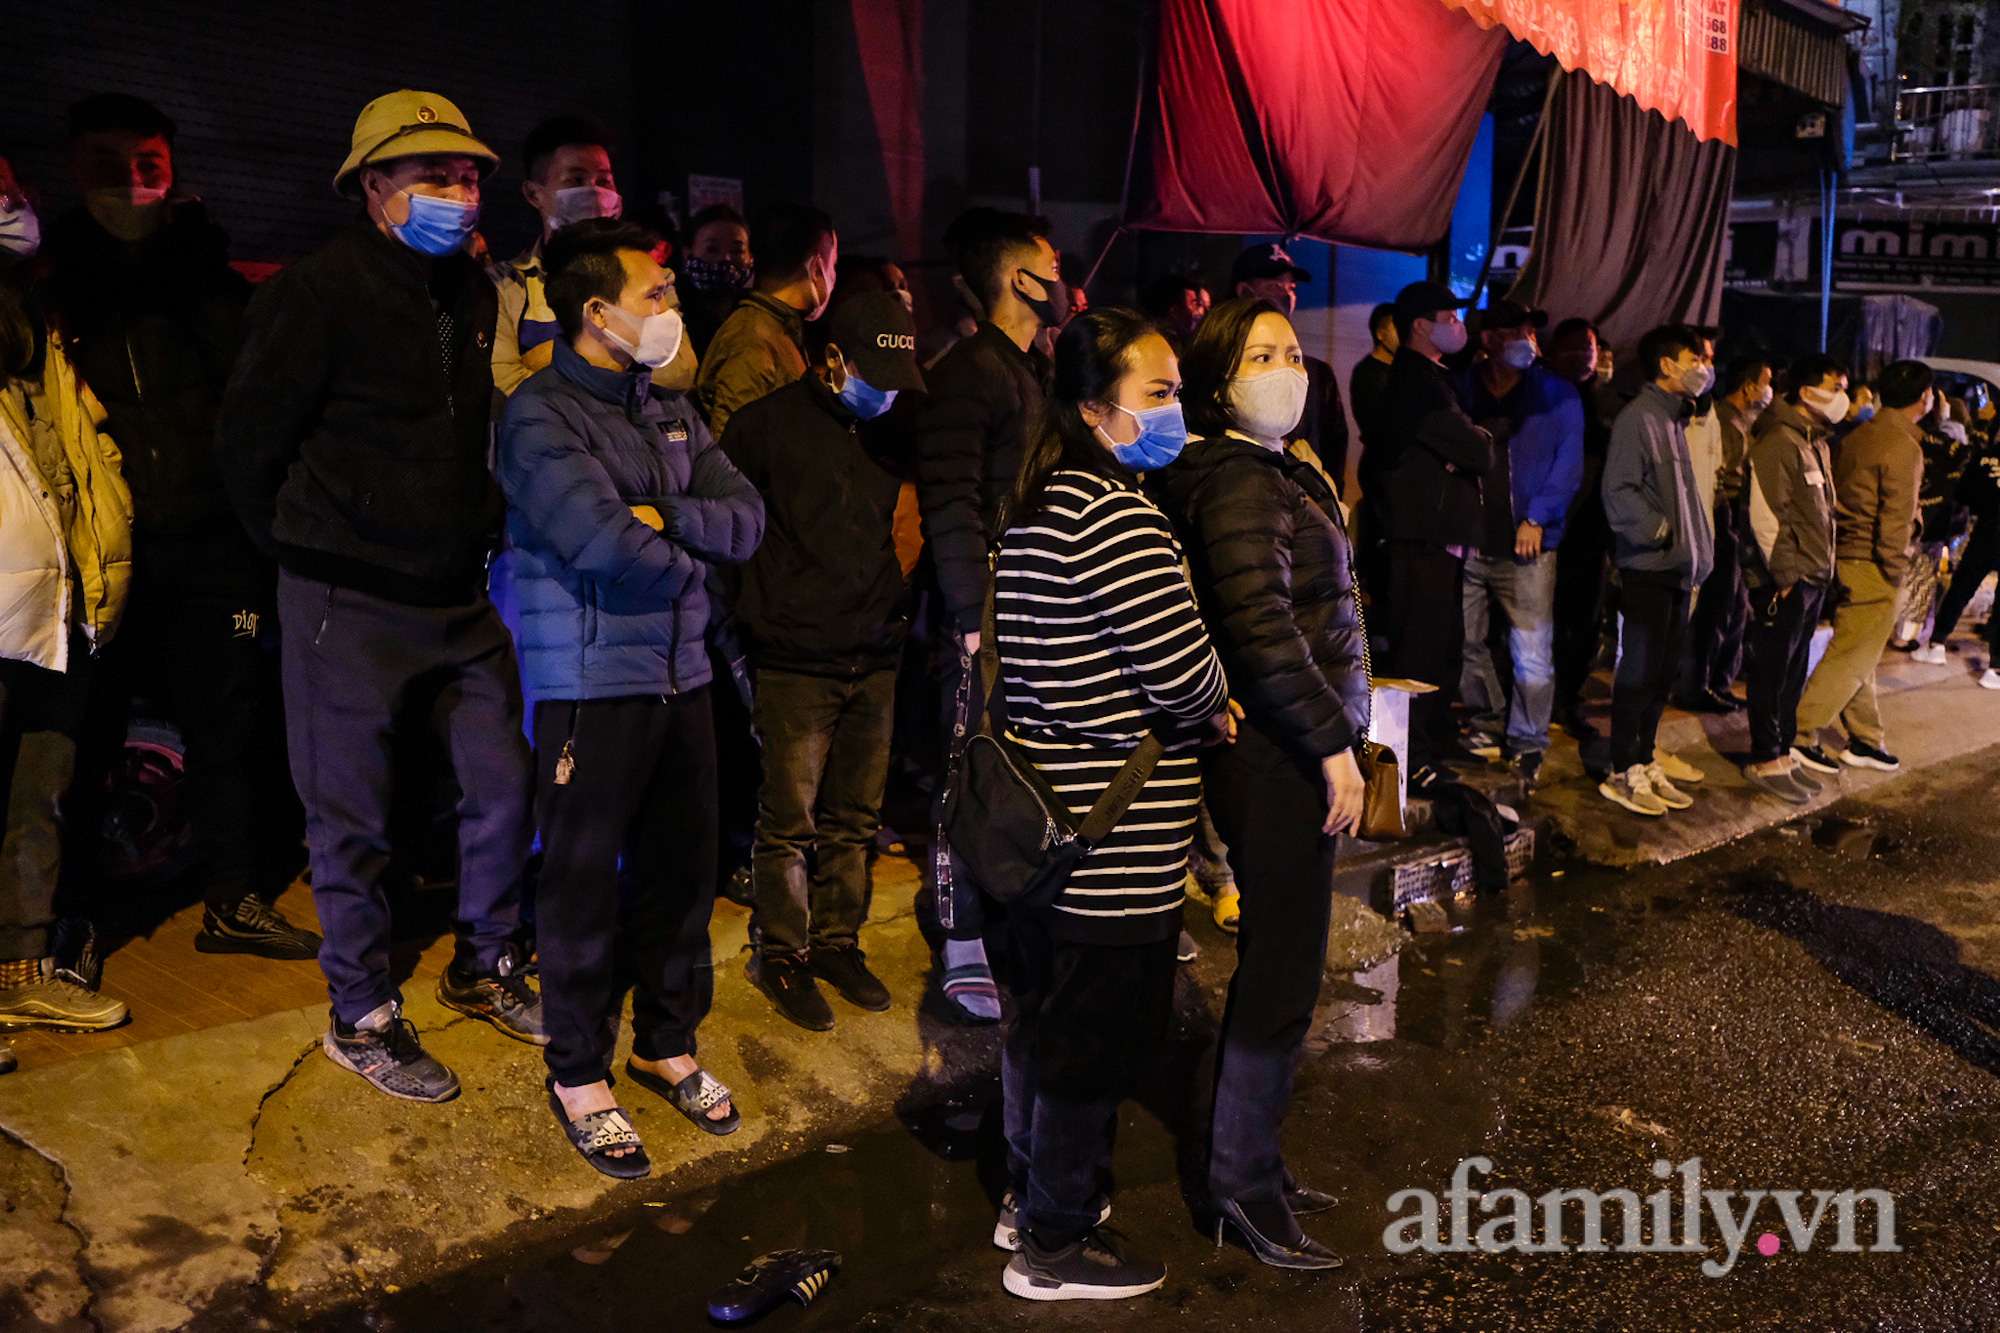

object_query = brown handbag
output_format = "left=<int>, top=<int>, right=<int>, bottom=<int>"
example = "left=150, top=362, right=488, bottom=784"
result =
left=1349, top=583, right=1408, bottom=841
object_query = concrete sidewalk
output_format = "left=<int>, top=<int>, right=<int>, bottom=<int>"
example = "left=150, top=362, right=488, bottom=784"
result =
left=2, top=645, right=1995, bottom=1331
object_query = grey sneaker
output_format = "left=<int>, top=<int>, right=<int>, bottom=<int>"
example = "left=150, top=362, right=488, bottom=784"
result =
left=1003, top=1226, right=1165, bottom=1302
left=323, top=1002, right=460, bottom=1102
left=0, top=959, right=128, bottom=1031
left=1598, top=765, right=1668, bottom=816
left=994, top=1191, right=1113, bottom=1251
left=197, top=895, right=323, bottom=961
left=437, top=954, right=547, bottom=1045
left=1743, top=765, right=1813, bottom=805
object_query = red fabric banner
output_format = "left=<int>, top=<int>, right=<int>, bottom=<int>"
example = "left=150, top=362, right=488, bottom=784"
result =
left=1442, top=0, right=1740, bottom=145
left=1128, top=0, right=1507, bottom=250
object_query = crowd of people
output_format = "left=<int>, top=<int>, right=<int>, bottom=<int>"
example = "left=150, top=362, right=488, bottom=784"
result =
left=0, top=83, right=1996, bottom=1302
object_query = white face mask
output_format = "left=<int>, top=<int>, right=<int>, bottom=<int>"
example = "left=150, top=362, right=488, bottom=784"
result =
left=1427, top=315, right=1467, bottom=356
left=596, top=303, right=684, bottom=369
left=1799, top=384, right=1849, bottom=425
left=1752, top=384, right=1774, bottom=410
left=1226, top=366, right=1310, bottom=444
left=805, top=254, right=834, bottom=322
left=85, top=185, right=170, bottom=242
left=549, top=185, right=622, bottom=230
left=0, top=200, right=39, bottom=258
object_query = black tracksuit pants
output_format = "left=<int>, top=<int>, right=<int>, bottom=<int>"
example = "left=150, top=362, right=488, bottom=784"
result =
left=1610, top=570, right=1692, bottom=772
left=534, top=688, right=719, bottom=1089
left=1746, top=582, right=1829, bottom=765
left=1202, top=720, right=1338, bottom=1205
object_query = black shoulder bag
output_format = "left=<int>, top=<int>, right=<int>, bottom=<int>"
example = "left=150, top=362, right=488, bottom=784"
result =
left=941, top=583, right=1165, bottom=909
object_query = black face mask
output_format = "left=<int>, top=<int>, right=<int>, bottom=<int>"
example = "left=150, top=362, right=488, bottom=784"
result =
left=1014, top=268, right=1067, bottom=327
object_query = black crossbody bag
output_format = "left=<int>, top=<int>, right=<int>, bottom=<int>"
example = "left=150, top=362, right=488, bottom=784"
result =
left=941, top=585, right=1164, bottom=909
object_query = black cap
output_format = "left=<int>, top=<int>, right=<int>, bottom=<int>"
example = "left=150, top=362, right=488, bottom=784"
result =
left=1231, top=241, right=1310, bottom=285
left=825, top=291, right=925, bottom=393
left=1480, top=298, right=1547, bottom=332
left=1392, top=280, right=1470, bottom=328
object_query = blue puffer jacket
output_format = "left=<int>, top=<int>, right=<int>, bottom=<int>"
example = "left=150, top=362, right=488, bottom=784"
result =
left=498, top=339, right=764, bottom=699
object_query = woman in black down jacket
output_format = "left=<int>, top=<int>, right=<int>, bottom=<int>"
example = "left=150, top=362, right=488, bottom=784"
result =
left=1152, top=296, right=1368, bottom=1270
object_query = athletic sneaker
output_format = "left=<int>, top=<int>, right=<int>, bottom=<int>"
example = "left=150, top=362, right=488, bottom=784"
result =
left=197, top=896, right=323, bottom=961
left=1642, top=763, right=1694, bottom=810
left=1599, top=765, right=1668, bottom=816
left=1841, top=741, right=1901, bottom=772
left=809, top=944, right=891, bottom=1012
left=1003, top=1227, right=1165, bottom=1302
left=1910, top=642, right=1948, bottom=666
left=437, top=955, right=547, bottom=1044
left=754, top=952, right=835, bottom=1031
left=994, top=1191, right=1112, bottom=1251
left=0, top=958, right=127, bottom=1031
left=1176, top=930, right=1199, bottom=964
left=1651, top=749, right=1705, bottom=785
left=1791, top=745, right=1842, bottom=775
left=1462, top=733, right=1503, bottom=762
left=1981, top=669, right=2000, bottom=691
left=1743, top=765, right=1813, bottom=805
left=323, top=1002, right=460, bottom=1102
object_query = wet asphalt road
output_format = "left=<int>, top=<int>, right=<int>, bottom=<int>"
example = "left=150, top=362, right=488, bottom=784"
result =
left=321, top=751, right=2000, bottom=1333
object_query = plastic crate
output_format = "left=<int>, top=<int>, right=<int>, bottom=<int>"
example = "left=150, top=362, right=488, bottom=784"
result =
left=1390, top=826, right=1535, bottom=911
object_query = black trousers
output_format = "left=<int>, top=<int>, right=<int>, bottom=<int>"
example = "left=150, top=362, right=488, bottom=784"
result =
left=1381, top=541, right=1465, bottom=772
left=1680, top=496, right=1751, bottom=698
left=277, top=572, right=533, bottom=1024
left=535, top=688, right=718, bottom=1088
left=85, top=530, right=301, bottom=911
left=1002, top=907, right=1178, bottom=1248
left=1929, top=517, right=2000, bottom=652
left=1610, top=571, right=1692, bottom=772
left=1202, top=720, right=1337, bottom=1204
left=0, top=650, right=88, bottom=962
left=1746, top=582, right=1829, bottom=765
left=1552, top=498, right=1611, bottom=719
left=751, top=667, right=894, bottom=958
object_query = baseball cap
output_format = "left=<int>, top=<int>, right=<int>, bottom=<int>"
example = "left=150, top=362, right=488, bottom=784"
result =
left=1480, top=298, right=1548, bottom=332
left=334, top=90, right=499, bottom=197
left=1231, top=241, right=1311, bottom=286
left=1392, top=280, right=1470, bottom=328
left=825, top=291, right=925, bottom=393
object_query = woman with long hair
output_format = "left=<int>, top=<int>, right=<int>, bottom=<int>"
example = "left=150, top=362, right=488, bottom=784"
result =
left=1152, top=295, right=1368, bottom=1269
left=990, top=307, right=1230, bottom=1301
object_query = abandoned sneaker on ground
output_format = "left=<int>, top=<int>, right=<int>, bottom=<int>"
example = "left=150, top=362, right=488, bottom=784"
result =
left=196, top=895, right=323, bottom=960
left=323, top=1001, right=460, bottom=1102
left=0, top=957, right=127, bottom=1031
left=436, top=953, right=547, bottom=1044
left=1002, top=1226, right=1164, bottom=1301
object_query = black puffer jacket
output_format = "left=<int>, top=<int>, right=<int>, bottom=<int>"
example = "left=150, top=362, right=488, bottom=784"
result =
left=1152, top=435, right=1369, bottom=762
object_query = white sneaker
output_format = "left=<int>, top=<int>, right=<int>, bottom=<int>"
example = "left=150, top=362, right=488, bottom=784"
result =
left=1650, top=748, right=1705, bottom=785
left=1980, top=669, right=2000, bottom=691
left=1911, top=643, right=1948, bottom=666
left=1643, top=762, right=1694, bottom=809
left=1599, top=764, right=1668, bottom=816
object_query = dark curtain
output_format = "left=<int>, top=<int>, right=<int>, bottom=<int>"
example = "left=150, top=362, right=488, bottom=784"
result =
left=1509, top=72, right=1737, bottom=350
left=1127, top=0, right=1506, bottom=249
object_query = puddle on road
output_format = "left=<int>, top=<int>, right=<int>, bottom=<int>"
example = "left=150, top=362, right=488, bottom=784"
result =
left=310, top=860, right=1702, bottom=1333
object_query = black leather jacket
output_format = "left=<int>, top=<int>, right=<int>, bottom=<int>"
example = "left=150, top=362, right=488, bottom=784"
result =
left=1151, top=435, right=1369, bottom=762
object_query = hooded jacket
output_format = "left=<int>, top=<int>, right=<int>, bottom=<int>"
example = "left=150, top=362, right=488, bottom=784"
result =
left=37, top=200, right=249, bottom=540
left=218, top=223, right=503, bottom=607
left=1375, top=346, right=1492, bottom=546
left=1746, top=398, right=1837, bottom=591
left=1152, top=434, right=1369, bottom=762
left=1603, top=383, right=1714, bottom=588
left=0, top=333, right=133, bottom=670
left=498, top=338, right=763, bottom=699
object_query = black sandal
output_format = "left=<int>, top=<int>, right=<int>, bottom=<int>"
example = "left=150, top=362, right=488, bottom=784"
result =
left=548, top=1086, right=651, bottom=1179
left=626, top=1060, right=741, bottom=1136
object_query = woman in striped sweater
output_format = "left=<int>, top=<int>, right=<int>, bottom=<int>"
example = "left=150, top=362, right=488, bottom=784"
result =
left=991, top=308, right=1231, bottom=1303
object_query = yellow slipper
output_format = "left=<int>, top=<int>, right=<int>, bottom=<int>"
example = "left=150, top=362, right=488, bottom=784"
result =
left=1212, top=890, right=1241, bottom=934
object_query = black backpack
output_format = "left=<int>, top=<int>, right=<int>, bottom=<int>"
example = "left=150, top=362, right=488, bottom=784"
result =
left=940, top=587, right=1163, bottom=909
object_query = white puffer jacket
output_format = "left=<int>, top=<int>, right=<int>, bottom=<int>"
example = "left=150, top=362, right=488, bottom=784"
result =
left=0, top=335, right=132, bottom=671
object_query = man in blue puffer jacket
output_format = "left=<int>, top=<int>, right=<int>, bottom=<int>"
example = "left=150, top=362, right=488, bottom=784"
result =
left=498, top=218, right=763, bottom=1170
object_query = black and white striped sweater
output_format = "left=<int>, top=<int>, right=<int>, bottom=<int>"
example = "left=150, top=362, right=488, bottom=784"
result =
left=993, top=469, right=1229, bottom=943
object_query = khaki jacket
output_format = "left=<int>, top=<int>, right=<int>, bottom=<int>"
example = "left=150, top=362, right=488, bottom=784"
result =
left=0, top=333, right=134, bottom=670
left=1832, top=408, right=1924, bottom=585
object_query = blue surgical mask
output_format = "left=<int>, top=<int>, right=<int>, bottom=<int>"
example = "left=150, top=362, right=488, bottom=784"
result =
left=1097, top=401, right=1188, bottom=471
left=1854, top=403, right=1877, bottom=423
left=1499, top=338, right=1537, bottom=371
left=836, top=370, right=897, bottom=419
left=389, top=189, right=479, bottom=257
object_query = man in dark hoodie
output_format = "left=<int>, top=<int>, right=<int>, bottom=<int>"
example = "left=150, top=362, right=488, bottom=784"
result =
left=40, top=94, right=316, bottom=961
left=1374, top=279, right=1491, bottom=783
left=219, top=90, right=542, bottom=1106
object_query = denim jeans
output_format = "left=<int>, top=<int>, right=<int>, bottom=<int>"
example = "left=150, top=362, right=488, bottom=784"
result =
left=1460, top=550, right=1559, bottom=756
left=750, top=668, right=895, bottom=958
